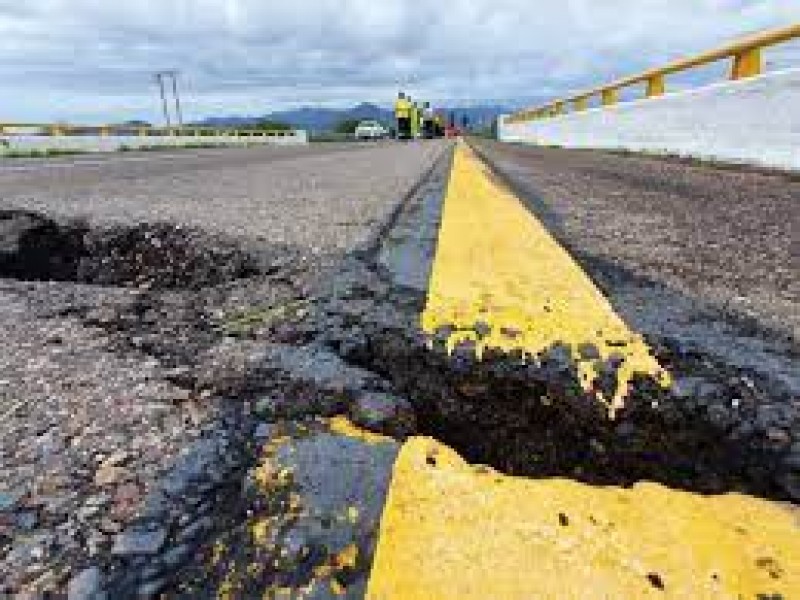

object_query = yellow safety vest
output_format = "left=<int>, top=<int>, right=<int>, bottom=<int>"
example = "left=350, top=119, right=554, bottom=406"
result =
left=395, top=98, right=412, bottom=119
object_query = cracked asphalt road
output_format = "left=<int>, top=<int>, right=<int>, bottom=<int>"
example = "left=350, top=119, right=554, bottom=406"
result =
left=0, top=140, right=447, bottom=597
left=3, top=138, right=798, bottom=599
left=470, top=139, right=799, bottom=341
left=470, top=139, right=799, bottom=395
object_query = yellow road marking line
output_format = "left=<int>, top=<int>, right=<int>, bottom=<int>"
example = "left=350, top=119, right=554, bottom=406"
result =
left=421, top=141, right=669, bottom=415
left=367, top=437, right=800, bottom=600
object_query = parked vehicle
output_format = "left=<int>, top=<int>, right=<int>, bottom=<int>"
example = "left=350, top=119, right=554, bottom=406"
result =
left=354, top=120, right=388, bottom=140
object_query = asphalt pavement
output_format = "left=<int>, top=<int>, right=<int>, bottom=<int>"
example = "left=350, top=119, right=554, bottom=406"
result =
left=0, top=142, right=445, bottom=252
left=470, top=139, right=799, bottom=394
left=2, top=138, right=797, bottom=598
left=0, top=140, right=448, bottom=597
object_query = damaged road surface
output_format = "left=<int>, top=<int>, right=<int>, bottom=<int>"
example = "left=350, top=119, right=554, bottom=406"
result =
left=0, top=141, right=445, bottom=598
left=2, top=138, right=799, bottom=599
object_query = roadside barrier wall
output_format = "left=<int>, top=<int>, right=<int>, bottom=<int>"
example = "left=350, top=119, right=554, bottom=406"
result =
left=0, top=128, right=308, bottom=154
left=498, top=68, right=800, bottom=171
left=499, top=24, right=800, bottom=171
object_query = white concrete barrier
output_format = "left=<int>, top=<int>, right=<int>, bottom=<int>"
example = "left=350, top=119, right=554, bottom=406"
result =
left=0, top=130, right=308, bottom=155
left=499, top=68, right=800, bottom=172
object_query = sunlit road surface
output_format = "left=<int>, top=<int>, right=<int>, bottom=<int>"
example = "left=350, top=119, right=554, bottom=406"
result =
left=470, top=139, right=799, bottom=345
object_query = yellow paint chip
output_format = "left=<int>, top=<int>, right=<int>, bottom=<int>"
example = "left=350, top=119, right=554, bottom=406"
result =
left=250, top=518, right=271, bottom=546
left=366, top=437, right=800, bottom=599
left=422, top=141, right=670, bottom=415
left=334, top=543, right=359, bottom=569
left=347, top=505, right=360, bottom=523
left=328, top=415, right=394, bottom=445
left=330, top=579, right=346, bottom=596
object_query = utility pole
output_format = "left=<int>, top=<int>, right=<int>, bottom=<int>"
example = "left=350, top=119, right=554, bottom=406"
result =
left=155, top=72, right=171, bottom=128
left=154, top=70, right=185, bottom=129
left=168, top=70, right=184, bottom=128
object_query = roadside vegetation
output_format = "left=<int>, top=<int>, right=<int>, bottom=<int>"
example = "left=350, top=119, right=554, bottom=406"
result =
left=254, top=119, right=293, bottom=131
left=0, top=141, right=271, bottom=159
left=0, top=148, right=84, bottom=158
left=333, top=118, right=361, bottom=135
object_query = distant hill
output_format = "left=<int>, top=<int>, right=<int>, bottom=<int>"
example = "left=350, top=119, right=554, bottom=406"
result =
left=265, top=103, right=393, bottom=131
left=193, top=102, right=514, bottom=132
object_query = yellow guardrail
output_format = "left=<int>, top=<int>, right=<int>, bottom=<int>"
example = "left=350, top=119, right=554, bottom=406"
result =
left=0, top=123, right=295, bottom=138
left=507, top=24, right=800, bottom=124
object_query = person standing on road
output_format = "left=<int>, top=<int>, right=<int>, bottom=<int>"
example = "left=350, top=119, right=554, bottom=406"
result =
left=410, top=100, right=420, bottom=139
left=434, top=113, right=444, bottom=138
left=394, top=92, right=412, bottom=140
left=422, top=102, right=435, bottom=139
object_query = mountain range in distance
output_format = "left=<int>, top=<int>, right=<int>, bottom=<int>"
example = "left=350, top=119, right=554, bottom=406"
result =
left=195, top=102, right=516, bottom=132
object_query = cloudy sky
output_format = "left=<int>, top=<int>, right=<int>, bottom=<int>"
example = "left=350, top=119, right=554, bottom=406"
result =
left=1, top=0, right=798, bottom=123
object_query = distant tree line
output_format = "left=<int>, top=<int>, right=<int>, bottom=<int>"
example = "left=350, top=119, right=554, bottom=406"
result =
left=333, top=119, right=361, bottom=134
left=255, top=119, right=293, bottom=131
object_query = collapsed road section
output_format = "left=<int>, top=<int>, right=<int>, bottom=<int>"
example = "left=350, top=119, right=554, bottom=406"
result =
left=318, top=140, right=799, bottom=498
left=1, top=139, right=798, bottom=598
left=0, top=141, right=447, bottom=598
left=316, top=141, right=799, bottom=597
left=178, top=140, right=798, bottom=598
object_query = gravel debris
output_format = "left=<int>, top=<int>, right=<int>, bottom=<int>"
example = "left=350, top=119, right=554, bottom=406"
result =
left=0, top=141, right=446, bottom=596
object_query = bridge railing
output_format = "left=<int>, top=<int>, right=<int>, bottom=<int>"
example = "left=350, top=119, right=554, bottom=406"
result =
left=506, top=24, right=800, bottom=124
left=0, top=123, right=296, bottom=138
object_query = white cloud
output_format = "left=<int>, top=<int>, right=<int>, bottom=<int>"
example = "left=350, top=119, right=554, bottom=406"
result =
left=0, top=0, right=798, bottom=122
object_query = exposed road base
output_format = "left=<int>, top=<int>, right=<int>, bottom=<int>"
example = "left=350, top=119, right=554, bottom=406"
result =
left=0, top=142, right=447, bottom=598
left=314, top=143, right=797, bottom=501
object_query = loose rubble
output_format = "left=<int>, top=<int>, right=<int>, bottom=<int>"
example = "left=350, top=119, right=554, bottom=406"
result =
left=1, top=141, right=447, bottom=597
left=1, top=210, right=261, bottom=289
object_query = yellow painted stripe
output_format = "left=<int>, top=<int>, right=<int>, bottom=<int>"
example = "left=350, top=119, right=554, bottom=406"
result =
left=421, top=141, right=669, bottom=415
left=367, top=437, right=800, bottom=600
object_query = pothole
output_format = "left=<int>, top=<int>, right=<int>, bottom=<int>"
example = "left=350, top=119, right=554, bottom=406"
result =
left=362, top=333, right=786, bottom=497
left=0, top=209, right=260, bottom=290
left=315, top=252, right=795, bottom=502
left=0, top=210, right=87, bottom=281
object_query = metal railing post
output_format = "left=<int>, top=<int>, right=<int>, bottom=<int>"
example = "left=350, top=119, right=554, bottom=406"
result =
left=731, top=47, right=762, bottom=80
left=646, top=75, right=665, bottom=98
left=601, top=89, right=618, bottom=106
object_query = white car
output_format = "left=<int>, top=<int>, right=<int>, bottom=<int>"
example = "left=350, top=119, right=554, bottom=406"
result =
left=354, top=120, right=387, bottom=140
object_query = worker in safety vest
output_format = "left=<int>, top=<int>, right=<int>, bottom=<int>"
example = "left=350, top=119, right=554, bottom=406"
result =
left=434, top=113, right=444, bottom=138
left=409, top=101, right=420, bottom=139
left=394, top=92, right=412, bottom=140
left=422, top=102, right=435, bottom=139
